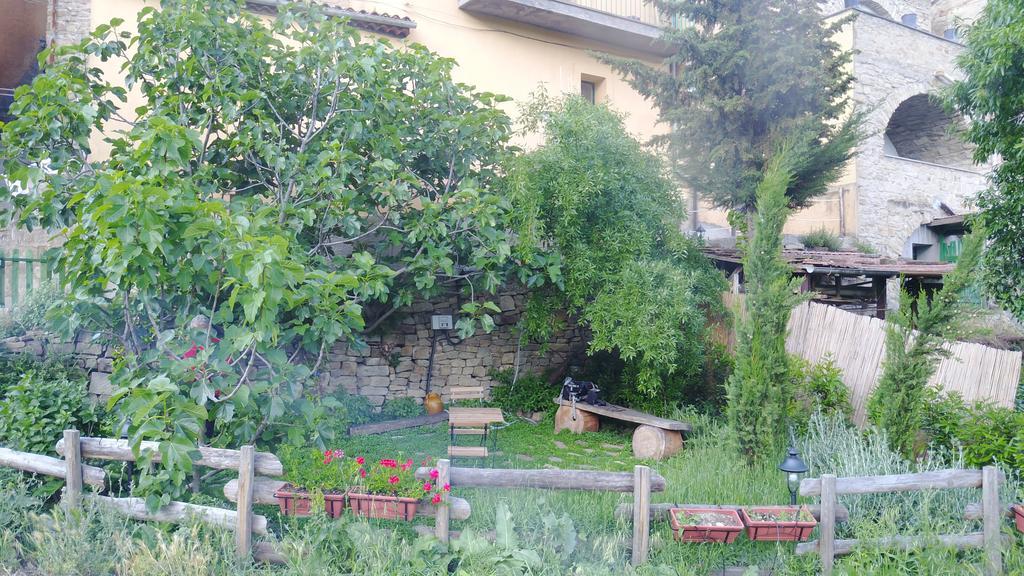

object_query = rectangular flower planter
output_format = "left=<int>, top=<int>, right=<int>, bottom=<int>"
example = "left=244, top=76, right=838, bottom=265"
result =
left=739, top=505, right=817, bottom=542
left=1013, top=504, right=1024, bottom=534
left=347, top=491, right=419, bottom=521
left=274, top=487, right=313, bottom=517
left=669, top=507, right=744, bottom=543
left=324, top=493, right=348, bottom=518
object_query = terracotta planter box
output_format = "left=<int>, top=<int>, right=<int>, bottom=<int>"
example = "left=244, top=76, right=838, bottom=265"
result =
left=324, top=493, right=348, bottom=518
left=274, top=486, right=313, bottom=517
left=1013, top=504, right=1024, bottom=534
left=669, top=507, right=744, bottom=543
left=347, top=491, right=419, bottom=521
left=739, top=506, right=817, bottom=542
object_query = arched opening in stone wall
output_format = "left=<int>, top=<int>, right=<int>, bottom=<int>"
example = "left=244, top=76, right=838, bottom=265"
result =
left=857, top=0, right=894, bottom=20
left=883, top=94, right=974, bottom=170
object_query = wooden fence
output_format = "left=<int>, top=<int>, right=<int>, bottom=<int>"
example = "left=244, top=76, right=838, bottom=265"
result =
left=412, top=464, right=666, bottom=566
left=786, top=301, right=1020, bottom=424
left=796, top=466, right=1009, bottom=576
left=0, top=249, right=55, bottom=309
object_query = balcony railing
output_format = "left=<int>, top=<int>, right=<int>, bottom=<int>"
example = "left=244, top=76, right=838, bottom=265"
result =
left=568, top=0, right=662, bottom=27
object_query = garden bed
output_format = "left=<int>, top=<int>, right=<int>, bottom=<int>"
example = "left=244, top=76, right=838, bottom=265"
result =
left=739, top=505, right=817, bottom=541
left=669, top=507, right=744, bottom=543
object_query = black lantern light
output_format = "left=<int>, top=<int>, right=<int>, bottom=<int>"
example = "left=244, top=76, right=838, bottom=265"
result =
left=778, top=437, right=808, bottom=506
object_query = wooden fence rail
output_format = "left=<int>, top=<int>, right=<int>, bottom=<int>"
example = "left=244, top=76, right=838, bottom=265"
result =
left=414, top=464, right=665, bottom=566
left=55, top=437, right=283, bottom=476
left=798, top=466, right=1004, bottom=576
left=0, top=446, right=106, bottom=488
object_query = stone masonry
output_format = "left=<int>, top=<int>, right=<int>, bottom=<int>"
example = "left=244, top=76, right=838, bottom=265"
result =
left=0, top=330, right=115, bottom=400
left=321, top=289, right=587, bottom=407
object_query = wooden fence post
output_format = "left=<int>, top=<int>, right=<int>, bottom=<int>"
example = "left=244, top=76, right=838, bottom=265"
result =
left=236, top=445, right=255, bottom=561
left=435, top=459, right=450, bottom=544
left=981, top=466, right=1002, bottom=576
left=63, top=429, right=83, bottom=510
left=631, top=465, right=651, bottom=566
left=820, top=474, right=837, bottom=576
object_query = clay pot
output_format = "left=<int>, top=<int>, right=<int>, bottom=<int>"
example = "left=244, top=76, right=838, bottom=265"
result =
left=424, top=392, right=444, bottom=415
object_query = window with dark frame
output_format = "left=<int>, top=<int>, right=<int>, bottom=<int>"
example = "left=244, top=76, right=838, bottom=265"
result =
left=580, top=80, right=596, bottom=104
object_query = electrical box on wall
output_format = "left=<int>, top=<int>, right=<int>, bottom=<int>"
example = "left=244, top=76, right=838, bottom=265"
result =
left=431, top=314, right=453, bottom=331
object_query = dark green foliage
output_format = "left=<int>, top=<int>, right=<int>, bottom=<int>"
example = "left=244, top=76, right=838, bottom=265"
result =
left=379, top=397, right=423, bottom=420
left=0, top=282, right=61, bottom=339
left=867, top=230, right=985, bottom=457
left=922, top=391, right=1024, bottom=473
left=727, top=148, right=810, bottom=461
left=601, top=0, right=861, bottom=211
left=508, top=95, right=726, bottom=397
left=945, top=0, right=1024, bottom=323
left=489, top=370, right=555, bottom=414
left=800, top=228, right=842, bottom=251
left=790, top=355, right=851, bottom=425
left=0, top=359, right=98, bottom=455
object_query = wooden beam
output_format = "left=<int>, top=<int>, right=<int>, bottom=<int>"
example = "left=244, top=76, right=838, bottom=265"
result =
left=820, top=474, right=836, bottom=576
left=415, top=466, right=666, bottom=493
left=86, top=495, right=268, bottom=536
left=62, top=430, right=83, bottom=510
left=800, top=469, right=983, bottom=497
left=981, top=466, right=1002, bottom=576
left=348, top=412, right=448, bottom=436
left=435, top=459, right=450, bottom=544
left=631, top=465, right=651, bottom=566
left=0, top=446, right=106, bottom=489
left=795, top=532, right=1009, bottom=558
left=222, top=476, right=472, bottom=521
left=253, top=542, right=287, bottom=565
left=55, top=437, right=283, bottom=477
left=236, top=446, right=255, bottom=560
left=613, top=502, right=849, bottom=523
left=964, top=502, right=1015, bottom=520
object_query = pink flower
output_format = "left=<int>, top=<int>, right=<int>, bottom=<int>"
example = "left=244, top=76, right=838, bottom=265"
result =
left=443, top=483, right=450, bottom=492
left=356, top=456, right=365, bottom=465
left=431, top=493, right=442, bottom=504
left=360, top=468, right=367, bottom=478
left=429, top=469, right=439, bottom=480
left=423, top=482, right=432, bottom=492
left=380, top=459, right=397, bottom=469
left=183, top=344, right=202, bottom=359
left=388, top=475, right=400, bottom=485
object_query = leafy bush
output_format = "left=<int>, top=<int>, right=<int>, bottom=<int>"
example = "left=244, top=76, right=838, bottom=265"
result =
left=0, top=282, right=60, bottom=339
left=380, top=397, right=423, bottom=420
left=921, top=391, right=1024, bottom=472
left=799, top=227, right=842, bottom=251
left=278, top=445, right=356, bottom=493
left=790, top=354, right=851, bottom=425
left=489, top=369, right=554, bottom=414
left=0, top=360, right=98, bottom=455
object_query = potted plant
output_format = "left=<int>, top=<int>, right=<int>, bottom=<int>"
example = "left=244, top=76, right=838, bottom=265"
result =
left=274, top=446, right=355, bottom=517
left=669, top=507, right=744, bottom=543
left=347, top=456, right=447, bottom=521
left=1013, top=504, right=1024, bottom=534
left=739, top=505, right=817, bottom=541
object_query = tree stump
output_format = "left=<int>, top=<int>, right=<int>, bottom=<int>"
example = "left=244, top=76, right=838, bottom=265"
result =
left=632, top=425, right=683, bottom=460
left=554, top=405, right=599, bottom=434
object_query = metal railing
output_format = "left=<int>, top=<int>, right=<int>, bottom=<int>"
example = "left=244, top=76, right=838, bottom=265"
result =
left=568, top=0, right=663, bottom=27
left=0, top=249, right=56, bottom=308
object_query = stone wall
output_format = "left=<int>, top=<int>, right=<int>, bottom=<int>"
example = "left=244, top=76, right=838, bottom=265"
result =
left=0, top=330, right=114, bottom=400
left=50, top=0, right=93, bottom=48
left=321, top=289, right=587, bottom=407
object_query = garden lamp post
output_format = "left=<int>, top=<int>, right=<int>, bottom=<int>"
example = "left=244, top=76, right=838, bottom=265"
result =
left=778, top=442, right=808, bottom=506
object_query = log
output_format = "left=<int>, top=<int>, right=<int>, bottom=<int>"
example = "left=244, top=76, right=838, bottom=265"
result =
left=553, top=405, right=599, bottom=434
left=799, top=469, right=983, bottom=497
left=0, top=446, right=106, bottom=488
left=631, top=425, right=682, bottom=460
left=414, top=466, right=666, bottom=493
left=631, top=465, right=651, bottom=566
left=613, top=502, right=850, bottom=523
left=236, top=445, right=255, bottom=560
left=820, top=474, right=837, bottom=575
left=86, top=494, right=268, bottom=536
left=981, top=466, right=1002, bottom=576
left=254, top=542, right=287, bottom=565
left=348, top=412, right=448, bottom=436
left=435, top=459, right=450, bottom=543
left=964, top=502, right=1015, bottom=520
left=223, top=476, right=472, bottom=521
left=551, top=397, right=691, bottom=430
left=56, top=437, right=283, bottom=477
left=795, top=532, right=1010, bottom=557
left=63, top=430, right=83, bottom=510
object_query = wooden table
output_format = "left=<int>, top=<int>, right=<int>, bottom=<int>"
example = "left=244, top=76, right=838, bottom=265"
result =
left=552, top=397, right=691, bottom=460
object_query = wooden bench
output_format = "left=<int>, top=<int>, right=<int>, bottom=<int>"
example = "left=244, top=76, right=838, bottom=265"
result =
left=552, top=397, right=691, bottom=461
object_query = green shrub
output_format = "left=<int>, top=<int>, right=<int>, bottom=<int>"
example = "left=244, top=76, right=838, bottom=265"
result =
left=489, top=370, right=555, bottom=414
left=922, top=391, right=1024, bottom=472
left=790, top=354, right=851, bottom=425
left=0, top=361, right=98, bottom=455
left=0, top=282, right=61, bottom=339
left=799, top=227, right=842, bottom=251
left=380, top=397, right=423, bottom=420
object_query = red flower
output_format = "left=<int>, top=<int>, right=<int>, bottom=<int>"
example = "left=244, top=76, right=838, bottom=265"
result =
left=388, top=475, right=400, bottom=485
left=183, top=344, right=203, bottom=359
left=356, top=456, right=365, bottom=465
left=443, top=483, right=450, bottom=492
left=360, top=468, right=367, bottom=478
left=429, top=469, right=439, bottom=480
left=380, top=458, right=397, bottom=468
left=431, top=493, right=442, bottom=504
left=423, top=482, right=432, bottom=492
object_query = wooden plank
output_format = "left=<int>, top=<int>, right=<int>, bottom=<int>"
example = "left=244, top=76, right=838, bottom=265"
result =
left=253, top=542, right=286, bottom=565
left=86, top=495, right=268, bottom=536
left=448, top=446, right=487, bottom=458
left=550, top=398, right=691, bottom=431
left=0, top=446, right=106, bottom=488
left=415, top=466, right=667, bottom=493
left=796, top=532, right=1003, bottom=557
left=800, top=469, right=983, bottom=497
left=820, top=474, right=836, bottom=576
left=982, top=466, right=1002, bottom=576
left=63, top=430, right=83, bottom=510
left=631, top=465, right=651, bottom=566
left=452, top=428, right=487, bottom=435
left=348, top=412, right=448, bottom=436
left=222, top=476, right=472, bottom=521
left=55, top=437, right=283, bottom=477
left=435, top=459, right=450, bottom=544
left=613, top=502, right=850, bottom=523
left=236, top=445, right=255, bottom=560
